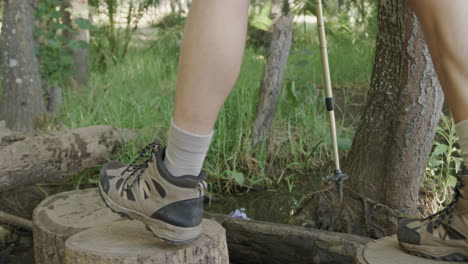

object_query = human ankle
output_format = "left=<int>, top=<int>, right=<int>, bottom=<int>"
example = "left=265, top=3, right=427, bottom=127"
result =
left=164, top=119, right=213, bottom=177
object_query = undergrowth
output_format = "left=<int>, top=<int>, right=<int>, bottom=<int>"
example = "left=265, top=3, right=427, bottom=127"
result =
left=61, top=19, right=374, bottom=194
left=422, top=113, right=462, bottom=213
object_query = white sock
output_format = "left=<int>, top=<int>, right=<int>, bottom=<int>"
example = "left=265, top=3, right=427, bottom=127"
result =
left=456, top=119, right=468, bottom=173
left=164, top=119, right=213, bottom=177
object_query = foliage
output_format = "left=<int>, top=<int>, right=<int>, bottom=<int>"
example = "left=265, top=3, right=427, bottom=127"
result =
left=35, top=0, right=91, bottom=85
left=326, top=0, right=378, bottom=43
left=148, top=12, right=186, bottom=57
left=90, top=0, right=158, bottom=71
left=35, top=0, right=378, bottom=196
left=153, top=12, right=186, bottom=30
left=423, top=113, right=462, bottom=208
left=60, top=22, right=373, bottom=194
left=247, top=1, right=275, bottom=50
left=291, top=0, right=316, bottom=16
left=250, top=0, right=274, bottom=31
left=292, top=0, right=377, bottom=44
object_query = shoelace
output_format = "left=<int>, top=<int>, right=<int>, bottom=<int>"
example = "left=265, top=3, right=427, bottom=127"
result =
left=424, top=173, right=465, bottom=239
left=122, top=142, right=161, bottom=191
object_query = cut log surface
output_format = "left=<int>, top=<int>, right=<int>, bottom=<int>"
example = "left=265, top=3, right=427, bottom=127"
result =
left=355, top=235, right=459, bottom=264
left=33, top=188, right=122, bottom=264
left=33, top=188, right=229, bottom=264
left=65, top=219, right=228, bottom=264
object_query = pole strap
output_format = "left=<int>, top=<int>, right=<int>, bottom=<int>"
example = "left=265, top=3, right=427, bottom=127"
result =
left=325, top=97, right=334, bottom=111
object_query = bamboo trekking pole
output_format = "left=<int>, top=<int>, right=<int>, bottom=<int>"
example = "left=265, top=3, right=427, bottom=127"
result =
left=315, top=0, right=348, bottom=200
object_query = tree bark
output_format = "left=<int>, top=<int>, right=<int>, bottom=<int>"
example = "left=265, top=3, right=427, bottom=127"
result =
left=251, top=13, right=294, bottom=146
left=205, top=212, right=372, bottom=264
left=0, top=184, right=58, bottom=220
left=62, top=0, right=90, bottom=89
left=0, top=122, right=137, bottom=193
left=290, top=0, right=444, bottom=237
left=0, top=0, right=47, bottom=133
left=344, top=0, right=443, bottom=216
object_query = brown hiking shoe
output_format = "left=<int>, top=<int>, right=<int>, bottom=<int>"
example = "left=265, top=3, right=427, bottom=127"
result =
left=98, top=143, right=207, bottom=245
left=397, top=170, right=468, bottom=261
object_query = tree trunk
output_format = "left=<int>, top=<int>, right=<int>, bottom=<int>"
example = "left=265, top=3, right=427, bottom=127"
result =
left=62, top=0, right=90, bottom=89
left=344, top=0, right=443, bottom=217
left=251, top=13, right=294, bottom=146
left=289, top=0, right=444, bottom=238
left=270, top=0, right=284, bottom=22
left=0, top=0, right=47, bottom=133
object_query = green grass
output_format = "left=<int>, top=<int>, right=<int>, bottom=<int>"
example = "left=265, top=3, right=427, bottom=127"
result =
left=60, top=25, right=375, bottom=193
left=422, top=113, right=462, bottom=213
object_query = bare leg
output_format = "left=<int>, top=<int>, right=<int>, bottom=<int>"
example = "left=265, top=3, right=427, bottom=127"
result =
left=164, top=0, right=249, bottom=177
left=173, top=0, right=249, bottom=135
left=408, top=0, right=468, bottom=123
left=99, top=0, right=250, bottom=245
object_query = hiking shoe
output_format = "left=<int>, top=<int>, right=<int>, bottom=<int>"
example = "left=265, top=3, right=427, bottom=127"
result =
left=397, top=169, right=468, bottom=261
left=98, top=143, right=207, bottom=244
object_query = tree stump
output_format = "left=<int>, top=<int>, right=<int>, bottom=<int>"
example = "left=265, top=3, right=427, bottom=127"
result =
left=355, top=235, right=459, bottom=264
left=33, top=188, right=229, bottom=264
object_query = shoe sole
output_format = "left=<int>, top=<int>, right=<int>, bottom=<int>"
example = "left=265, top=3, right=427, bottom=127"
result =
left=98, top=184, right=201, bottom=245
left=399, top=242, right=467, bottom=262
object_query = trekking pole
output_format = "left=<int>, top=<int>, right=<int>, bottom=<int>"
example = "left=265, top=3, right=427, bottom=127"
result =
left=315, top=0, right=348, bottom=201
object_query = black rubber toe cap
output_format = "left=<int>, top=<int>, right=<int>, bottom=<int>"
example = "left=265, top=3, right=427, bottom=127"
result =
left=151, top=197, right=204, bottom=228
left=397, top=218, right=421, bottom=245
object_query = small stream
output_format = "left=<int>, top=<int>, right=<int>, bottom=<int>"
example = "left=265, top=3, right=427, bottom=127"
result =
left=0, top=174, right=322, bottom=263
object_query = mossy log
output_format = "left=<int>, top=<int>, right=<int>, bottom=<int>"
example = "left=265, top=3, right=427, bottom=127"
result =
left=33, top=188, right=229, bottom=264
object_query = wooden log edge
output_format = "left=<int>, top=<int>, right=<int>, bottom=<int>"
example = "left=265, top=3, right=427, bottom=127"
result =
left=32, top=189, right=122, bottom=264
left=204, top=211, right=373, bottom=264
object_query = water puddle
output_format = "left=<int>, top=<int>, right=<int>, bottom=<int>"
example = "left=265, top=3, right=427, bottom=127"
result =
left=0, top=229, right=34, bottom=264
left=206, top=174, right=323, bottom=223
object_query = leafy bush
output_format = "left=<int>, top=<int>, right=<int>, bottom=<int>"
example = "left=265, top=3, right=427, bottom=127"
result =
left=153, top=12, right=186, bottom=30
left=423, top=113, right=462, bottom=208
left=35, top=0, right=91, bottom=85
left=89, top=0, right=157, bottom=71
left=247, top=0, right=274, bottom=51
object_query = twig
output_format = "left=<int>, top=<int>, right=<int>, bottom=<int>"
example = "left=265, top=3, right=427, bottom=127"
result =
left=0, top=211, right=32, bottom=230
left=0, top=244, right=14, bottom=256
